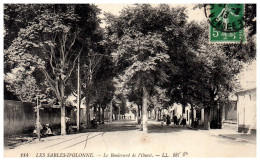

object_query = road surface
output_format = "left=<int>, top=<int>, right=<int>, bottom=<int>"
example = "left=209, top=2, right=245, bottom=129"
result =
left=4, top=120, right=256, bottom=157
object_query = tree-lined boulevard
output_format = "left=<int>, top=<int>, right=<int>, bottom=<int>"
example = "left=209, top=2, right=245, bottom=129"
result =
left=3, top=4, right=256, bottom=157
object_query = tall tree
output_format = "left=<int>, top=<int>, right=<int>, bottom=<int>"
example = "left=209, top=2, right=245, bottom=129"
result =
left=5, top=4, right=101, bottom=135
left=167, top=21, right=256, bottom=128
left=105, top=4, right=191, bottom=132
left=4, top=4, right=52, bottom=101
left=111, top=32, right=170, bottom=132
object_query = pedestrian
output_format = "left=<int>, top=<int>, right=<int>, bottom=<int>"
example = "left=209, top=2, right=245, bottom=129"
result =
left=161, top=121, right=164, bottom=127
left=45, top=124, right=53, bottom=136
left=65, top=117, right=71, bottom=134
left=178, top=115, right=183, bottom=125
left=181, top=117, right=186, bottom=127
left=173, top=115, right=178, bottom=125
left=166, top=115, right=171, bottom=126
left=112, top=114, right=115, bottom=120
left=194, top=118, right=198, bottom=129
left=91, top=117, right=97, bottom=128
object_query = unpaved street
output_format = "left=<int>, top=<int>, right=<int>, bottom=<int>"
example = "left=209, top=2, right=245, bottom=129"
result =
left=4, top=120, right=256, bottom=157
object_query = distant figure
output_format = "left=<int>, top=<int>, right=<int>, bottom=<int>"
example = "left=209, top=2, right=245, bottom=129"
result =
left=45, top=124, right=53, bottom=136
left=178, top=115, right=183, bottom=125
left=112, top=114, right=115, bottom=121
left=181, top=117, right=186, bottom=127
left=138, top=117, right=141, bottom=124
left=173, top=115, right=178, bottom=125
left=65, top=117, right=70, bottom=123
left=91, top=117, right=97, bottom=128
left=166, top=115, right=171, bottom=126
left=163, top=115, right=166, bottom=122
left=66, top=117, right=71, bottom=134
left=194, top=118, right=199, bottom=129
left=161, top=121, right=164, bottom=127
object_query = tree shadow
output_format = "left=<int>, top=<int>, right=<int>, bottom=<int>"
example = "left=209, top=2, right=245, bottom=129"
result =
left=79, top=120, right=140, bottom=133
left=104, top=125, right=140, bottom=132
left=147, top=124, right=191, bottom=134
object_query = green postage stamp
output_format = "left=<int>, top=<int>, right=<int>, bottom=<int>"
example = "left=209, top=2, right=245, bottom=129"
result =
left=206, top=4, right=246, bottom=43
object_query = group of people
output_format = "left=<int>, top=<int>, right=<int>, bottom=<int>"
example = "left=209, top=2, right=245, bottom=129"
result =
left=162, top=114, right=200, bottom=129
left=173, top=115, right=187, bottom=126
left=162, top=114, right=187, bottom=126
left=33, top=123, right=53, bottom=137
left=34, top=117, right=99, bottom=137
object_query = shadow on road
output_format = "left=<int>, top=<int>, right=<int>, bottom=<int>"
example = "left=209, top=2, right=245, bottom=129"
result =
left=4, top=120, right=195, bottom=150
left=80, top=120, right=140, bottom=133
left=88, top=120, right=192, bottom=134
left=147, top=124, right=191, bottom=133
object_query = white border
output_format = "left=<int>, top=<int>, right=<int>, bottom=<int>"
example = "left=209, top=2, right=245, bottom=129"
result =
left=0, top=1, right=259, bottom=163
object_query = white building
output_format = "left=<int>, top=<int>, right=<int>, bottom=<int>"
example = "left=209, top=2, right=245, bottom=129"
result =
left=236, top=88, right=256, bottom=134
left=168, top=103, right=204, bottom=126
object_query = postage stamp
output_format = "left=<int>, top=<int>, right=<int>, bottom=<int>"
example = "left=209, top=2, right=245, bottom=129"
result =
left=205, top=4, right=246, bottom=43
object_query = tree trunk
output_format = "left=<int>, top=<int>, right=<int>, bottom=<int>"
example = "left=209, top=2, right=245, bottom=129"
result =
left=61, top=103, right=66, bottom=135
left=81, top=97, right=89, bottom=125
left=118, top=106, right=121, bottom=120
left=76, top=56, right=81, bottom=132
left=60, top=81, right=66, bottom=135
left=190, top=103, right=194, bottom=128
left=142, top=84, right=148, bottom=132
left=135, top=108, right=138, bottom=123
left=86, top=99, right=90, bottom=127
left=204, top=107, right=210, bottom=129
left=98, top=105, right=101, bottom=123
left=102, top=107, right=105, bottom=124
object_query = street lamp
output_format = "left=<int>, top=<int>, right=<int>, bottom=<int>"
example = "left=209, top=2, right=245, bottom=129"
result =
left=36, top=89, right=41, bottom=141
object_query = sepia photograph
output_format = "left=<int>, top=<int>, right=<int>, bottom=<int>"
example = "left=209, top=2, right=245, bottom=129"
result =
left=2, top=1, right=257, bottom=158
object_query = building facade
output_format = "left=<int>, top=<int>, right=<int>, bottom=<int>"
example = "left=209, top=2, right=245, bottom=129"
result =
left=236, top=88, right=256, bottom=134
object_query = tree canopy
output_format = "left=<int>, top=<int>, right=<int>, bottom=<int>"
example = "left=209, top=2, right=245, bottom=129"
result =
left=4, top=4, right=102, bottom=135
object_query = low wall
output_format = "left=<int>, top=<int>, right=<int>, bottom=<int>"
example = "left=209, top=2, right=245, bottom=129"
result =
left=4, top=100, right=76, bottom=136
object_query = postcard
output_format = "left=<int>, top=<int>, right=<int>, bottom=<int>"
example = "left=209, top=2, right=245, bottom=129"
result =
left=3, top=2, right=257, bottom=158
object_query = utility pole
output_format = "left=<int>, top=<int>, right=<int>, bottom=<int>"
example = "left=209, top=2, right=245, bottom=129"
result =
left=36, top=89, right=41, bottom=141
left=36, top=96, right=40, bottom=141
left=77, top=56, right=81, bottom=132
left=191, top=104, right=194, bottom=128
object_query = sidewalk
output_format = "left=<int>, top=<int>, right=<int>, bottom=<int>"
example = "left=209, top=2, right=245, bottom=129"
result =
left=4, top=135, right=36, bottom=149
left=202, top=128, right=256, bottom=144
